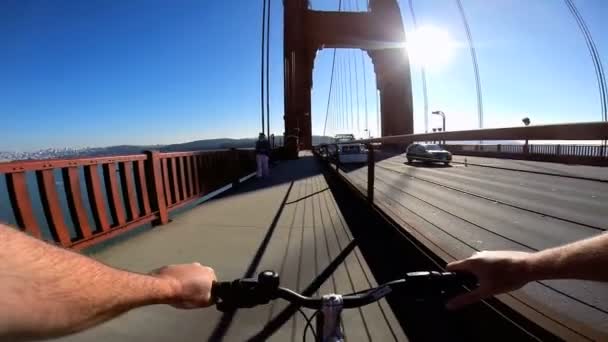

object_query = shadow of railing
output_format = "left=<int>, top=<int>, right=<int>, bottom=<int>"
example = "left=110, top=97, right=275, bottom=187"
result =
left=207, top=180, right=295, bottom=341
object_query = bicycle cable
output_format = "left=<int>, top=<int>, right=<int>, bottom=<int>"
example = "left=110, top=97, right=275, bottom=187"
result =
left=302, top=309, right=320, bottom=342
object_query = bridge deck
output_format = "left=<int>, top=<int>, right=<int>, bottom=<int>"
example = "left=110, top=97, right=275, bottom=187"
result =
left=54, top=153, right=406, bottom=342
left=341, top=153, right=608, bottom=341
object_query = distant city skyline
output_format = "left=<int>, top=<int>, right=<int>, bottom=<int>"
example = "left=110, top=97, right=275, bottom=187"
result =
left=0, top=0, right=606, bottom=151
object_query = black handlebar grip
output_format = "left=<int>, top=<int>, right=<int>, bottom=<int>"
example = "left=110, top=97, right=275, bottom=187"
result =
left=449, top=271, right=479, bottom=289
left=211, top=281, right=229, bottom=303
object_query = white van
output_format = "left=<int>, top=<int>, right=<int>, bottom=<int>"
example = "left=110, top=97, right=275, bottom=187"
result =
left=338, top=143, right=368, bottom=164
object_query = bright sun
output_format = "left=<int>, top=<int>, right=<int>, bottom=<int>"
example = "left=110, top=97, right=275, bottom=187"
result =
left=406, top=26, right=455, bottom=70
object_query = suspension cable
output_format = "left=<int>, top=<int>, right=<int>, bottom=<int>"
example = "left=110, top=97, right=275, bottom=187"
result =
left=361, top=52, right=369, bottom=134
left=336, top=54, right=341, bottom=130
left=335, top=51, right=342, bottom=130
left=564, top=0, right=607, bottom=124
left=260, top=0, right=267, bottom=134
left=356, top=0, right=369, bottom=135
left=323, top=49, right=337, bottom=136
left=347, top=49, right=354, bottom=131
left=336, top=72, right=340, bottom=131
left=266, top=0, right=271, bottom=136
left=408, top=0, right=429, bottom=133
left=351, top=1, right=361, bottom=134
left=339, top=53, right=347, bottom=128
left=342, top=53, right=348, bottom=130
left=323, top=0, right=344, bottom=137
left=455, top=0, right=484, bottom=129
left=376, top=89, right=381, bottom=136
left=353, top=49, right=360, bottom=133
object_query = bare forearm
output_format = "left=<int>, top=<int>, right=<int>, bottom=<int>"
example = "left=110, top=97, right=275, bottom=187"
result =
left=0, top=225, right=178, bottom=341
left=446, top=233, right=608, bottom=309
left=525, top=232, right=608, bottom=282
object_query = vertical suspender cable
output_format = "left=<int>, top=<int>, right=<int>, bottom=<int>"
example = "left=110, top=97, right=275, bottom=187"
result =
left=266, top=0, right=271, bottom=136
left=376, top=90, right=381, bottom=136
left=341, top=54, right=347, bottom=129
left=323, top=0, right=343, bottom=137
left=336, top=56, right=342, bottom=129
left=352, top=0, right=361, bottom=135
left=408, top=0, right=429, bottom=133
left=353, top=50, right=360, bottom=134
left=455, top=0, right=484, bottom=129
left=340, top=56, right=344, bottom=130
left=564, top=0, right=607, bottom=125
left=361, top=53, right=369, bottom=134
left=356, top=0, right=369, bottom=135
left=347, top=49, right=354, bottom=131
left=323, top=49, right=338, bottom=136
left=336, top=54, right=340, bottom=130
left=260, top=0, right=267, bottom=134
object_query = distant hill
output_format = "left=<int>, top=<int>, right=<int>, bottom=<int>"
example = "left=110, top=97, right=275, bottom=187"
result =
left=160, top=135, right=334, bottom=152
left=0, top=136, right=334, bottom=162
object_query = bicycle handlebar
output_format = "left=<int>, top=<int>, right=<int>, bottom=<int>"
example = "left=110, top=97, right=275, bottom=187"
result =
left=212, top=270, right=478, bottom=311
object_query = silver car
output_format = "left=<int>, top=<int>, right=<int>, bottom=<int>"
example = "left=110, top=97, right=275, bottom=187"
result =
left=406, top=143, right=452, bottom=165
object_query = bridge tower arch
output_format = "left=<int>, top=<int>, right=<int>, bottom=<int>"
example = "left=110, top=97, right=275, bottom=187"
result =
left=283, top=0, right=413, bottom=156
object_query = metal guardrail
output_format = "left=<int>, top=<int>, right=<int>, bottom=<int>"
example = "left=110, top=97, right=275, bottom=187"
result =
left=1, top=149, right=255, bottom=250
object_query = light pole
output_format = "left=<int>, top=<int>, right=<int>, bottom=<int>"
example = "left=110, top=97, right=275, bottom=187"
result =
left=522, top=117, right=531, bottom=154
left=432, top=110, right=446, bottom=144
left=363, top=129, right=371, bottom=139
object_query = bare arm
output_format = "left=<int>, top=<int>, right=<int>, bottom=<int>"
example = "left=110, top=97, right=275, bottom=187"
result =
left=446, top=233, right=608, bottom=309
left=0, top=224, right=216, bottom=341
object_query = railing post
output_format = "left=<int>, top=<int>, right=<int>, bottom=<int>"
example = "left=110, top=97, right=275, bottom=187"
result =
left=231, top=148, right=240, bottom=187
left=497, top=144, right=501, bottom=153
left=367, top=144, right=375, bottom=203
left=556, top=144, right=561, bottom=157
left=145, top=150, right=169, bottom=225
left=335, top=150, right=340, bottom=173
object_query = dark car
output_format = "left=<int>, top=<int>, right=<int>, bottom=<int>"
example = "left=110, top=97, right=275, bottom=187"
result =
left=405, top=143, right=452, bottom=165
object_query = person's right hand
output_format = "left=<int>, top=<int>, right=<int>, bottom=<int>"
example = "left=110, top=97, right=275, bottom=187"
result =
left=446, top=250, right=534, bottom=310
left=151, top=263, right=217, bottom=309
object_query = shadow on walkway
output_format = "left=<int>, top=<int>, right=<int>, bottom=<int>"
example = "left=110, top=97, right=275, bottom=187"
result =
left=208, top=153, right=327, bottom=341
left=208, top=155, right=322, bottom=203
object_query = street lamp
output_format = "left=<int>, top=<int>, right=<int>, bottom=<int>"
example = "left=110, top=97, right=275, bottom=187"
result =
left=432, top=110, right=446, bottom=144
left=363, top=129, right=371, bottom=139
left=522, top=117, right=531, bottom=153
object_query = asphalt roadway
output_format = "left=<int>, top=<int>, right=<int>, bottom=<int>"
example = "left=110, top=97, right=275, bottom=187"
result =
left=341, top=154, right=608, bottom=341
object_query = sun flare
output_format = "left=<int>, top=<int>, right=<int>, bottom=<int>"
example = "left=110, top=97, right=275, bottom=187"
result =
left=406, top=26, right=455, bottom=70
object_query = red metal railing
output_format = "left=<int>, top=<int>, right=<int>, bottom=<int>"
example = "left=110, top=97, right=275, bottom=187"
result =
left=1, top=149, right=255, bottom=250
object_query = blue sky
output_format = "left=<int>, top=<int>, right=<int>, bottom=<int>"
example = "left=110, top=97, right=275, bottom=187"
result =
left=0, top=0, right=606, bottom=151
